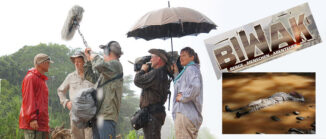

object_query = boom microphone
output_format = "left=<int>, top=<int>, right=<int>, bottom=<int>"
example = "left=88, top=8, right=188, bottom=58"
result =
left=61, top=5, right=89, bottom=47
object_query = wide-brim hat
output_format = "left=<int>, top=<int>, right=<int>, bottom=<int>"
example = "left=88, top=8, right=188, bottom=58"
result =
left=148, top=49, right=168, bottom=63
left=70, top=51, right=86, bottom=63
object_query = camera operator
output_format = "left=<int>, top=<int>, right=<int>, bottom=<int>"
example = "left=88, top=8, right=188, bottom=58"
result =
left=134, top=49, right=171, bottom=139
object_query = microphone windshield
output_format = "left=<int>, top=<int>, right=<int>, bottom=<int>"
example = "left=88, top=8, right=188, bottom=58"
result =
left=61, top=5, right=84, bottom=41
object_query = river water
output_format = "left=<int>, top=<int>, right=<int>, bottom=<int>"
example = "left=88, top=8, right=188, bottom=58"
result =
left=222, top=73, right=315, bottom=134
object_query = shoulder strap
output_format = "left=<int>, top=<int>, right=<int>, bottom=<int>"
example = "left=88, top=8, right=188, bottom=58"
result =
left=167, top=91, right=171, bottom=111
left=93, top=73, right=123, bottom=119
left=167, top=78, right=172, bottom=111
left=97, top=73, right=123, bottom=88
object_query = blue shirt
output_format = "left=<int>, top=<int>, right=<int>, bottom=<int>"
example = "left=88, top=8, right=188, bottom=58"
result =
left=172, top=63, right=203, bottom=129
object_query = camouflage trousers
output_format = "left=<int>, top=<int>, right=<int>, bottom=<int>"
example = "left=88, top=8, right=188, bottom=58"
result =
left=23, top=129, right=48, bottom=139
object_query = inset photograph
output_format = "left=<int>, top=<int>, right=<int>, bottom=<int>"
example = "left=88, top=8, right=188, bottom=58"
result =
left=222, top=73, right=315, bottom=134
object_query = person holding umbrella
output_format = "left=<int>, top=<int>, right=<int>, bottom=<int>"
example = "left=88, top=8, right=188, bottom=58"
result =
left=127, top=4, right=214, bottom=139
left=172, top=47, right=203, bottom=139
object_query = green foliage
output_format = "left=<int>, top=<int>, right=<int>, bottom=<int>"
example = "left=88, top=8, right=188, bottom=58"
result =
left=0, top=43, right=75, bottom=86
left=126, top=130, right=137, bottom=139
left=198, top=127, right=216, bottom=139
left=0, top=43, right=139, bottom=138
left=124, top=130, right=144, bottom=139
left=0, top=43, right=76, bottom=138
left=0, top=80, right=23, bottom=139
left=117, top=75, right=139, bottom=136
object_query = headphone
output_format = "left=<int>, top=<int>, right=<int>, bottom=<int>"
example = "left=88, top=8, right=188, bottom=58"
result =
left=105, top=41, right=118, bottom=55
left=108, top=40, right=118, bottom=51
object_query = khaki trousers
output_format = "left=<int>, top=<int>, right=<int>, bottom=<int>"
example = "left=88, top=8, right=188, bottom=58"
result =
left=70, top=113, right=92, bottom=139
left=174, top=113, right=198, bottom=139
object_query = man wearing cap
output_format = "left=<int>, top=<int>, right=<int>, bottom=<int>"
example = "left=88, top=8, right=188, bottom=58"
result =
left=19, top=53, right=53, bottom=139
left=57, top=51, right=94, bottom=139
left=84, top=41, right=123, bottom=139
left=134, top=49, right=171, bottom=139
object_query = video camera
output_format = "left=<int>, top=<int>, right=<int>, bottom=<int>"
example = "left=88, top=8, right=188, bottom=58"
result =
left=132, top=51, right=183, bottom=73
left=134, top=55, right=152, bottom=72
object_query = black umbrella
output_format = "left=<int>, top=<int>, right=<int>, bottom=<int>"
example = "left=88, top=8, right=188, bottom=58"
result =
left=127, top=3, right=217, bottom=57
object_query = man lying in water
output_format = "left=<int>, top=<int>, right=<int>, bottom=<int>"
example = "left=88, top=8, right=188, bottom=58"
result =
left=224, top=92, right=305, bottom=118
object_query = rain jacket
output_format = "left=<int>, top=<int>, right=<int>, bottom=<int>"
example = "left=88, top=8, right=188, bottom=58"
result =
left=134, top=66, right=170, bottom=131
left=84, top=55, right=123, bottom=123
left=134, top=66, right=170, bottom=108
left=19, top=68, right=49, bottom=132
left=172, top=63, right=203, bottom=129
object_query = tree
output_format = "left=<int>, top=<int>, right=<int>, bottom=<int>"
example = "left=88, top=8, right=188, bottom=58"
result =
left=0, top=43, right=76, bottom=137
left=117, top=75, right=140, bottom=136
left=0, top=80, right=23, bottom=139
left=0, top=43, right=139, bottom=138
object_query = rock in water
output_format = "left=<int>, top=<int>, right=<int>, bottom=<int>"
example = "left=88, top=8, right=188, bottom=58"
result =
left=311, top=122, right=315, bottom=128
left=296, top=117, right=304, bottom=120
left=288, top=128, right=304, bottom=134
left=293, top=111, right=300, bottom=115
left=225, top=105, right=232, bottom=112
left=311, top=121, right=316, bottom=131
left=271, top=116, right=280, bottom=121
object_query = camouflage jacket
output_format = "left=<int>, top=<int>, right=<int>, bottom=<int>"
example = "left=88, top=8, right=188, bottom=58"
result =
left=84, top=55, right=123, bottom=123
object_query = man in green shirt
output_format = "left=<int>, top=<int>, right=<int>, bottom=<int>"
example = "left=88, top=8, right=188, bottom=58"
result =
left=84, top=41, right=123, bottom=139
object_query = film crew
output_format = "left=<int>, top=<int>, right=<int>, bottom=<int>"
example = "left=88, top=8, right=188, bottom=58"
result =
left=83, top=41, right=123, bottom=139
left=224, top=92, right=305, bottom=118
left=171, top=47, right=203, bottom=139
left=57, top=51, right=94, bottom=139
left=134, top=49, right=171, bottom=139
left=19, top=53, right=53, bottom=139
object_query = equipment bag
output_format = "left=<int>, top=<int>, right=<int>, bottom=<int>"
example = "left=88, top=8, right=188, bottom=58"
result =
left=130, top=107, right=150, bottom=130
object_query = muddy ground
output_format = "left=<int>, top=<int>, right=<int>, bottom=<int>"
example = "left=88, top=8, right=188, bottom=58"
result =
left=222, top=73, right=315, bottom=134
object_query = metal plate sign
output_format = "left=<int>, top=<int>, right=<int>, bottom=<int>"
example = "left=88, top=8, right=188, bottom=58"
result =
left=205, top=3, right=321, bottom=79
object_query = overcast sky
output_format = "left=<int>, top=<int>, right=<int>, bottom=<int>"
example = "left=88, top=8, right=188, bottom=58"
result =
left=0, top=0, right=325, bottom=138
